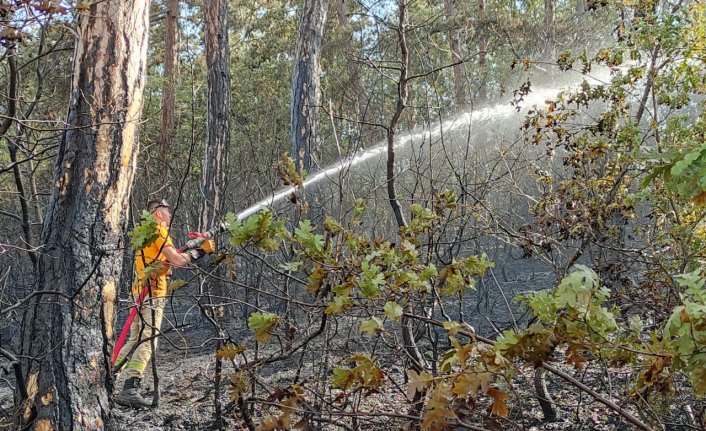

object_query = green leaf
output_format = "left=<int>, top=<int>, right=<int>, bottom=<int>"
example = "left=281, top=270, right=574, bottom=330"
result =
left=325, top=294, right=352, bottom=315
left=294, top=220, right=325, bottom=254
left=323, top=216, right=344, bottom=235
left=128, top=211, right=158, bottom=252
left=359, top=260, right=385, bottom=298
left=384, top=301, right=403, bottom=321
left=168, top=279, right=187, bottom=293
left=360, top=317, right=383, bottom=335
left=280, top=261, right=303, bottom=272
left=247, top=312, right=279, bottom=343
left=671, top=151, right=701, bottom=177
left=332, top=367, right=356, bottom=390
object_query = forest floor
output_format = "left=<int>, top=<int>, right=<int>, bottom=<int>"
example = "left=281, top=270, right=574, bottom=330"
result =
left=0, top=322, right=691, bottom=430
left=107, top=323, right=678, bottom=431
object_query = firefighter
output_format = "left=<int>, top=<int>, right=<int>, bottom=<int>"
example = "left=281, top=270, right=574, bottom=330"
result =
left=114, top=199, right=215, bottom=408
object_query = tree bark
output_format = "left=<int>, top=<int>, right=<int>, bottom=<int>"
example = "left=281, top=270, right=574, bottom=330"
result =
left=291, top=0, right=328, bottom=174
left=18, top=1, right=150, bottom=429
left=443, top=0, right=466, bottom=106
left=545, top=0, right=555, bottom=57
left=478, top=0, right=487, bottom=100
left=0, top=45, right=37, bottom=266
left=577, top=0, right=586, bottom=18
left=386, top=0, right=408, bottom=230
left=158, top=0, right=179, bottom=164
left=200, top=0, right=230, bottom=230
left=335, top=0, right=366, bottom=124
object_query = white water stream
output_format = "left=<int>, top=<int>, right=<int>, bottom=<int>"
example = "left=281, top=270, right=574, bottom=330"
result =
left=235, top=70, right=613, bottom=221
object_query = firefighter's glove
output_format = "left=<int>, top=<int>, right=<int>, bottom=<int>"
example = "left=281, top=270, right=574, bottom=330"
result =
left=185, top=239, right=215, bottom=262
left=201, top=238, right=216, bottom=254
left=186, top=247, right=206, bottom=261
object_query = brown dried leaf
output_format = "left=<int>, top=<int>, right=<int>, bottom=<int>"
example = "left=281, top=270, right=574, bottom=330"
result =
left=486, top=387, right=509, bottom=417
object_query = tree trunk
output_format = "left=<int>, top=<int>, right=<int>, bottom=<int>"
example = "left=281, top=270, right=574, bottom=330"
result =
left=545, top=0, right=555, bottom=57
left=443, top=0, right=465, bottom=106
left=478, top=0, right=487, bottom=100
left=201, top=4, right=230, bottom=424
left=158, top=0, right=179, bottom=164
left=200, top=0, right=230, bottom=230
left=577, top=0, right=586, bottom=18
left=291, top=0, right=328, bottom=174
left=386, top=0, right=408, bottom=230
left=18, top=2, right=149, bottom=430
left=335, top=0, right=366, bottom=124
left=0, top=45, right=37, bottom=267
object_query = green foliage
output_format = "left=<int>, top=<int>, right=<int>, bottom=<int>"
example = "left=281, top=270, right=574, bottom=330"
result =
left=293, top=219, right=325, bottom=256
left=358, top=259, right=385, bottom=298
left=359, top=317, right=384, bottom=335
left=498, top=265, right=617, bottom=367
left=128, top=210, right=158, bottom=252
left=524, top=265, right=616, bottom=335
left=383, top=301, right=403, bottom=321
left=665, top=271, right=706, bottom=396
left=439, top=255, right=493, bottom=296
left=247, top=311, right=280, bottom=343
left=227, top=211, right=287, bottom=252
left=332, top=354, right=384, bottom=390
left=167, top=279, right=187, bottom=293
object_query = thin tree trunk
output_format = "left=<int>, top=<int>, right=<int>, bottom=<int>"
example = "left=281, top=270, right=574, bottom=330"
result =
left=478, top=0, right=487, bottom=100
left=577, top=0, right=586, bottom=18
left=200, top=0, right=230, bottom=230
left=444, top=0, right=465, bottom=106
left=291, top=0, right=328, bottom=174
left=158, top=0, right=179, bottom=164
left=0, top=46, right=36, bottom=266
left=18, top=1, right=150, bottom=429
left=386, top=0, right=408, bottom=229
left=386, top=3, right=426, bottom=427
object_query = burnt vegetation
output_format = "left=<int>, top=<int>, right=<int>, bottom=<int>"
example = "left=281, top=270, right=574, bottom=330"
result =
left=1, top=1, right=706, bottom=430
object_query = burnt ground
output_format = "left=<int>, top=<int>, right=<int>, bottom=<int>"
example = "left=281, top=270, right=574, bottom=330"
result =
left=109, top=325, right=695, bottom=431
left=1, top=258, right=701, bottom=430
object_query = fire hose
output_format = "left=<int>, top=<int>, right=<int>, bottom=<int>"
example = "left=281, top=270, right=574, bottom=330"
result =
left=111, top=221, right=230, bottom=366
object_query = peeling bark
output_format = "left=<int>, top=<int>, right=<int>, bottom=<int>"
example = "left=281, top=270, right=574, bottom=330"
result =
left=19, top=1, right=150, bottom=429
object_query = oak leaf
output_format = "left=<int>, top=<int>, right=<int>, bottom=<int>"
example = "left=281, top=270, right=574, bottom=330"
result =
left=486, top=387, right=509, bottom=417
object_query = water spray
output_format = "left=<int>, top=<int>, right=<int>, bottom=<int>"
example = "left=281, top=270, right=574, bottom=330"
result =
left=113, top=68, right=616, bottom=367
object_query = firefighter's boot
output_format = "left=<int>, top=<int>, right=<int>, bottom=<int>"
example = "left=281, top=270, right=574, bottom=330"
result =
left=115, top=377, right=152, bottom=408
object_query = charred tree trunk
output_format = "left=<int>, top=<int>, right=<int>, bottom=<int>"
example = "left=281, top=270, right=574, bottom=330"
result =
left=201, top=2, right=231, bottom=426
left=18, top=1, right=150, bottom=430
left=158, top=0, right=179, bottom=164
left=200, top=0, right=230, bottom=230
left=443, top=0, right=466, bottom=106
left=291, top=0, right=328, bottom=174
